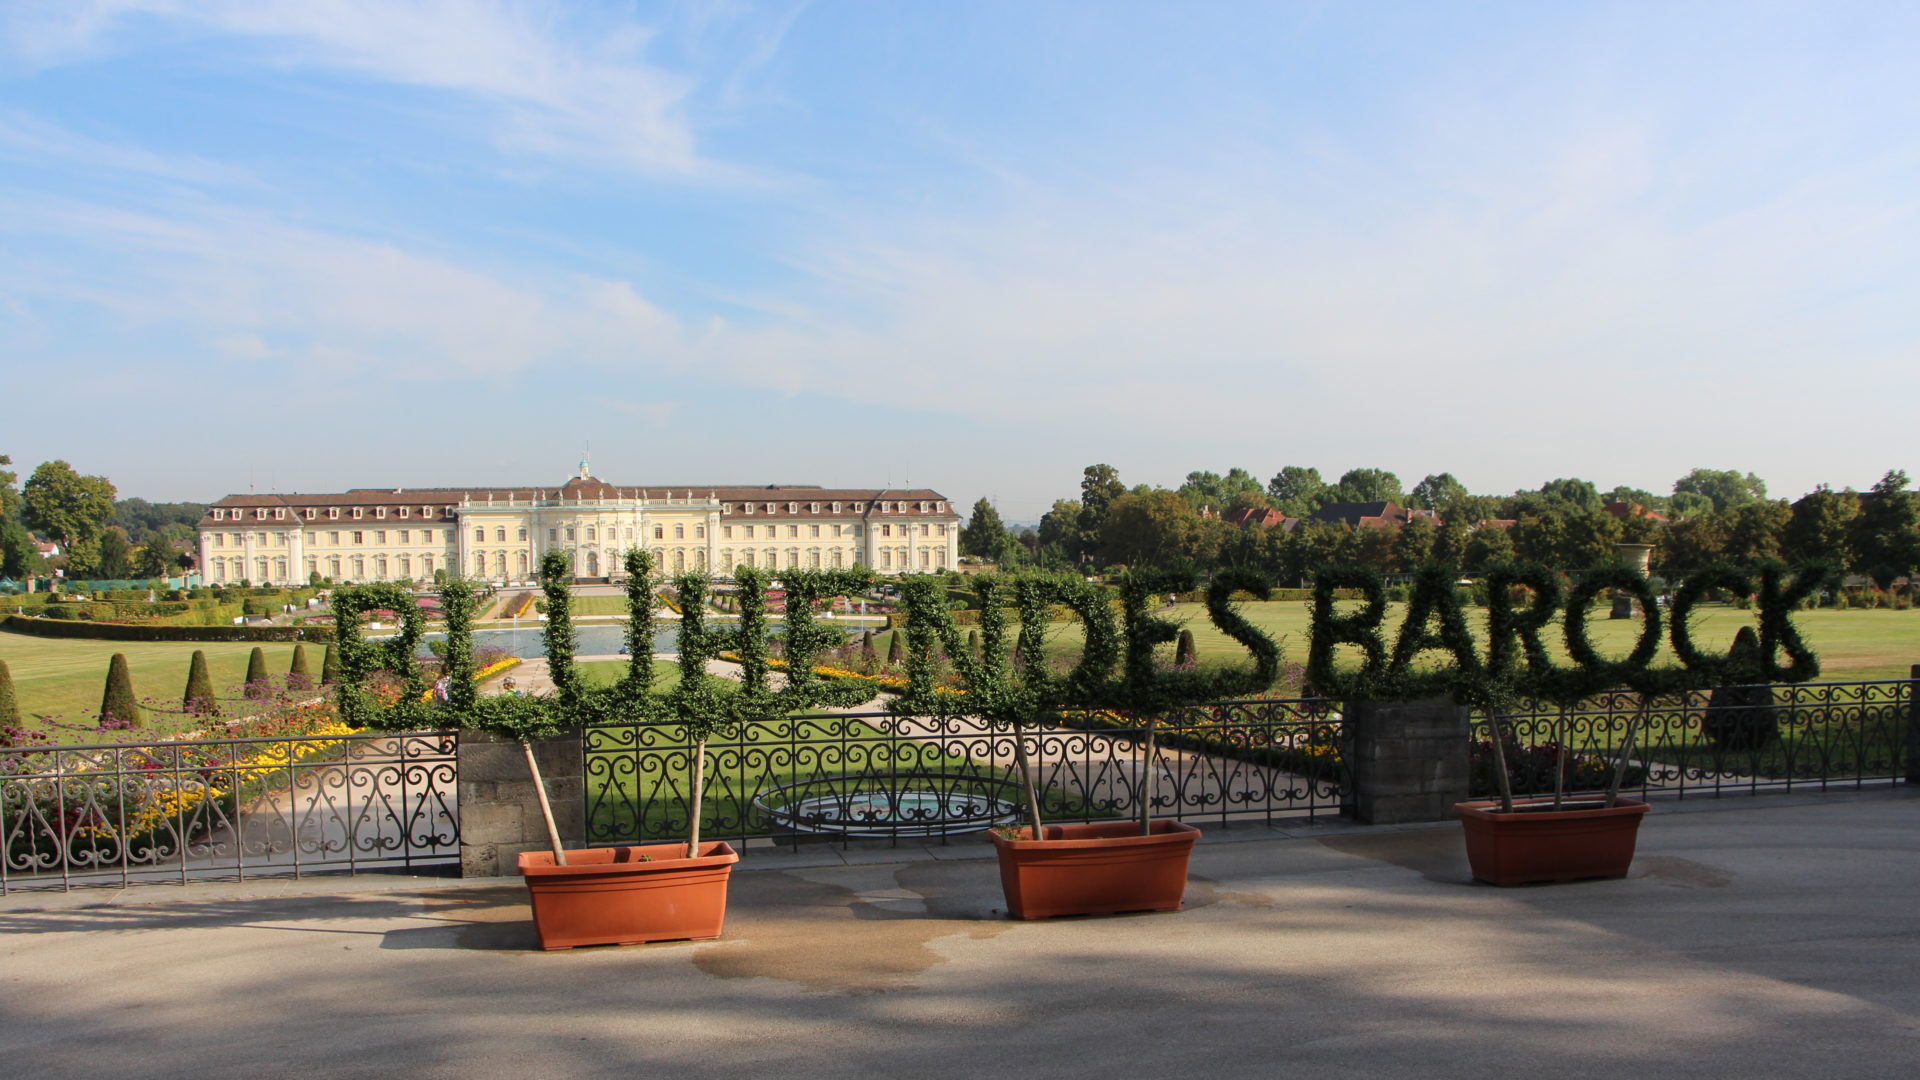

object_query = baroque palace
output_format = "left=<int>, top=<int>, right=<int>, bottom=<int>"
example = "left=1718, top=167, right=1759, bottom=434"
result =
left=196, top=460, right=961, bottom=587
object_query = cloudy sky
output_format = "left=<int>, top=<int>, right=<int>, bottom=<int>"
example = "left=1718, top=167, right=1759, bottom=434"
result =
left=2, top=1, right=1916, bottom=516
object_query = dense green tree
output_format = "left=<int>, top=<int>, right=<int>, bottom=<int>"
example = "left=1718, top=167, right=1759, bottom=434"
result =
left=1673, top=468, right=1767, bottom=512
left=183, top=650, right=217, bottom=716
left=1178, top=467, right=1265, bottom=512
left=1100, top=489, right=1201, bottom=568
left=109, top=497, right=209, bottom=543
left=94, top=526, right=133, bottom=579
left=1509, top=513, right=1570, bottom=567
left=1721, top=501, right=1791, bottom=565
left=1432, top=519, right=1472, bottom=569
left=1660, top=512, right=1730, bottom=571
left=1, top=519, right=44, bottom=583
left=1668, top=491, right=1715, bottom=519
left=99, top=653, right=141, bottom=728
left=1332, top=467, right=1404, bottom=504
left=1606, top=485, right=1667, bottom=513
left=1338, top=523, right=1397, bottom=573
left=134, top=532, right=176, bottom=579
left=1391, top=516, right=1437, bottom=571
left=1461, top=525, right=1516, bottom=572
left=1560, top=509, right=1626, bottom=567
left=1539, top=477, right=1604, bottom=513
left=21, top=461, right=117, bottom=566
left=1852, top=469, right=1920, bottom=588
left=1282, top=520, right=1344, bottom=584
left=1784, top=486, right=1860, bottom=567
left=1409, top=472, right=1468, bottom=513
left=959, top=498, right=1009, bottom=560
left=0, top=454, right=17, bottom=521
left=1267, top=466, right=1329, bottom=517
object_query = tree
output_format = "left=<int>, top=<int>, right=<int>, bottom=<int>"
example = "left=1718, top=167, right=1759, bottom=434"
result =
left=1509, top=513, right=1571, bottom=567
left=21, top=461, right=117, bottom=566
left=1, top=519, right=45, bottom=584
left=1099, top=490, right=1201, bottom=569
left=1673, top=468, right=1767, bottom=513
left=288, top=643, right=313, bottom=690
left=1539, top=478, right=1603, bottom=513
left=1660, top=512, right=1729, bottom=571
left=1174, top=628, right=1197, bottom=667
left=1852, top=469, right=1920, bottom=588
left=1267, top=466, right=1329, bottom=517
left=320, top=643, right=341, bottom=684
left=1784, top=486, right=1860, bottom=567
left=1391, top=516, right=1437, bottom=571
left=960, top=498, right=1009, bottom=561
left=134, top=532, right=177, bottom=579
left=0, top=454, right=17, bottom=522
left=1721, top=501, right=1790, bottom=565
left=885, top=629, right=905, bottom=666
left=1409, top=473, right=1468, bottom=513
left=183, top=650, right=218, bottom=716
left=1432, top=519, right=1472, bottom=569
left=1177, top=467, right=1264, bottom=512
left=1559, top=509, right=1625, bottom=568
left=100, top=652, right=141, bottom=728
left=1461, top=525, right=1515, bottom=572
left=1606, top=485, right=1667, bottom=513
left=0, top=659, right=18, bottom=727
left=1332, top=467, right=1404, bottom=504
left=94, top=526, right=133, bottom=579
left=244, top=647, right=269, bottom=698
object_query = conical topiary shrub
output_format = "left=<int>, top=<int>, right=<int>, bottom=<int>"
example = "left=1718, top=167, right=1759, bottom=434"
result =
left=860, top=629, right=876, bottom=658
left=100, top=653, right=141, bottom=729
left=244, top=646, right=269, bottom=699
left=320, top=642, right=340, bottom=684
left=886, top=629, right=905, bottom=667
left=0, top=659, right=20, bottom=728
left=1174, top=628, right=1197, bottom=667
left=183, top=649, right=218, bottom=717
left=288, top=643, right=313, bottom=690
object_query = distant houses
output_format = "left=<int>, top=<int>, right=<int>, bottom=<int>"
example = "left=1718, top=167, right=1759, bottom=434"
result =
left=1309, top=501, right=1442, bottom=530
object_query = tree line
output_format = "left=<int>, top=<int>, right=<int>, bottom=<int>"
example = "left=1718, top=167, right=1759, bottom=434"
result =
left=959, top=464, right=1920, bottom=587
left=1, top=456, right=204, bottom=584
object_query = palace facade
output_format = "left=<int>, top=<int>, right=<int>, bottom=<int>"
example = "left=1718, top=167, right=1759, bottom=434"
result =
left=196, top=462, right=961, bottom=586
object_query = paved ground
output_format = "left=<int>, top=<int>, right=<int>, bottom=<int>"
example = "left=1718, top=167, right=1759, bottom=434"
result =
left=4, top=790, right=1918, bottom=1079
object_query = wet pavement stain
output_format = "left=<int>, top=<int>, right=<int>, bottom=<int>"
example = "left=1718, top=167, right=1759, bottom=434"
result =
left=1633, top=856, right=1733, bottom=888
left=692, top=864, right=1013, bottom=994
left=1318, top=829, right=1473, bottom=884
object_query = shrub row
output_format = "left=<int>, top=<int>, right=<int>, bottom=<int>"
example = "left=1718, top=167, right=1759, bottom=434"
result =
left=2, top=614, right=334, bottom=643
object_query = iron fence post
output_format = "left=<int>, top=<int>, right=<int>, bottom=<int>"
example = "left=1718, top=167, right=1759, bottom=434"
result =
left=1907, top=664, right=1919, bottom=785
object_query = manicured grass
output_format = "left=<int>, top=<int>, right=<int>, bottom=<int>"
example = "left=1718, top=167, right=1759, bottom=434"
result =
left=577, top=659, right=682, bottom=695
left=887, top=602, right=1920, bottom=685
left=568, top=596, right=634, bottom=617
left=0, top=632, right=317, bottom=741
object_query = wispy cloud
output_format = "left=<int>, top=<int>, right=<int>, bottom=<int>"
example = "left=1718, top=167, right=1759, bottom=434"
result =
left=0, top=0, right=721, bottom=178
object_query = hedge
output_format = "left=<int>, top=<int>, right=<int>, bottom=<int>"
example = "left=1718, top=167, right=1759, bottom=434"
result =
left=2, top=614, right=334, bottom=643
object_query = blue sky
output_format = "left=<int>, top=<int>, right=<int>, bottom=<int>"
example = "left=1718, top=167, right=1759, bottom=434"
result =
left=2, top=1, right=1917, bottom=517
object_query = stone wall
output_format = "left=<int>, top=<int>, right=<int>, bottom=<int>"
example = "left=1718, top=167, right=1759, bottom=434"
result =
left=1341, top=698, right=1473, bottom=824
left=457, top=727, right=584, bottom=877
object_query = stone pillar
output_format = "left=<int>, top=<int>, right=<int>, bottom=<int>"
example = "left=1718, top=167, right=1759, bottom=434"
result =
left=1907, top=665, right=1920, bottom=785
left=1341, top=698, right=1473, bottom=825
left=457, top=727, right=585, bottom=877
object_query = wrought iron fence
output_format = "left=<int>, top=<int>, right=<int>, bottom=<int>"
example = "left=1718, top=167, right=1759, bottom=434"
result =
left=1473, top=679, right=1913, bottom=801
left=1, top=730, right=459, bottom=893
left=583, top=697, right=1346, bottom=849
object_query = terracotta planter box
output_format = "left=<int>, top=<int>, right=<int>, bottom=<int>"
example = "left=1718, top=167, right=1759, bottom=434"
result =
left=1455, top=797, right=1650, bottom=886
left=991, top=819, right=1200, bottom=920
left=517, top=841, right=739, bottom=950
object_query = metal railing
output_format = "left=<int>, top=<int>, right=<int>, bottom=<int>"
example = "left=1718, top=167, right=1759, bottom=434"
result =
left=1473, top=678, right=1913, bottom=800
left=583, top=697, right=1347, bottom=849
left=1, top=730, right=459, bottom=893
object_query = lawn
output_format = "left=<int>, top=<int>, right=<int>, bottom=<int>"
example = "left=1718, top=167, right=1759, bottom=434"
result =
left=864, top=601, right=1920, bottom=685
left=0, top=633, right=319, bottom=743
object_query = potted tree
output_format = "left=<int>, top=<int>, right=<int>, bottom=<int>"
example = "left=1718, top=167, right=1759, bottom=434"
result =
left=895, top=569, right=1278, bottom=919
left=1306, top=559, right=1831, bottom=886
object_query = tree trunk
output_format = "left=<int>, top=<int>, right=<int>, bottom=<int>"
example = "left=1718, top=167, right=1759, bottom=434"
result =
left=1604, top=694, right=1654, bottom=808
left=1485, top=710, right=1516, bottom=814
left=687, top=738, right=707, bottom=860
left=1012, top=723, right=1046, bottom=840
left=521, top=740, right=566, bottom=865
left=1138, top=713, right=1157, bottom=836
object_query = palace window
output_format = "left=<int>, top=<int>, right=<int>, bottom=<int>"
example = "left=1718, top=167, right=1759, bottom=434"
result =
left=398, top=530, right=409, bottom=544
left=214, top=534, right=224, bottom=547
left=566, top=527, right=575, bottom=541
left=549, top=528, right=558, bottom=542
left=723, top=525, right=733, bottom=539
left=787, top=525, right=798, bottom=538
left=495, top=527, right=506, bottom=542
left=351, top=556, right=365, bottom=578
left=375, top=555, right=388, bottom=578
left=832, top=502, right=841, bottom=514
left=352, top=532, right=364, bottom=545
left=474, top=528, right=485, bottom=542
left=376, top=531, right=387, bottom=545
left=624, top=527, right=633, bottom=540
left=517, top=551, right=529, bottom=574
left=213, top=509, right=224, bottom=520
left=853, top=503, right=864, bottom=512
left=695, top=525, right=705, bottom=539
left=328, top=556, right=341, bottom=578
left=809, top=503, right=819, bottom=514
left=765, top=503, right=776, bottom=514
left=743, top=503, right=753, bottom=514
left=881, top=549, right=892, bottom=569
left=399, top=507, right=409, bottom=519
left=831, top=549, right=843, bottom=568
left=518, top=527, right=528, bottom=542
left=807, top=549, right=820, bottom=568
left=788, top=503, right=797, bottom=514
left=654, top=525, right=664, bottom=539
left=674, top=524, right=684, bottom=539
left=742, top=550, right=755, bottom=569
left=329, top=532, right=340, bottom=545
left=587, top=527, right=596, bottom=541
left=399, top=555, right=411, bottom=578
left=832, top=524, right=842, bottom=538
left=377, top=508, right=386, bottom=519
left=809, top=524, right=820, bottom=538
left=329, top=508, right=339, bottom=519
left=920, top=524, right=930, bottom=536
left=305, top=509, right=316, bottom=520
left=881, top=524, right=891, bottom=537
left=352, top=508, right=363, bottom=519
